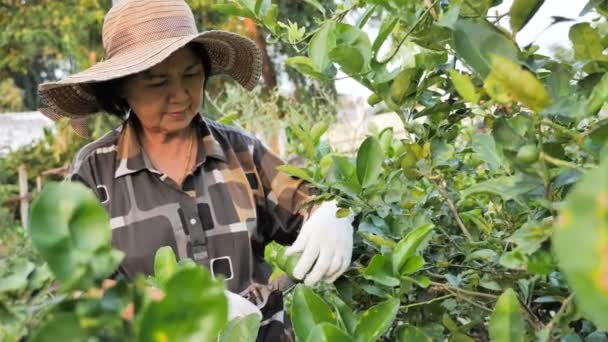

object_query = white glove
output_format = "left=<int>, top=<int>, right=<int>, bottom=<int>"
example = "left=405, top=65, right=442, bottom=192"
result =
left=285, top=200, right=354, bottom=286
left=225, top=290, right=262, bottom=321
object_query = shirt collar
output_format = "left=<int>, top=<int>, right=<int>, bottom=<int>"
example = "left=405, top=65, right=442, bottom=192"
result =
left=114, top=114, right=227, bottom=179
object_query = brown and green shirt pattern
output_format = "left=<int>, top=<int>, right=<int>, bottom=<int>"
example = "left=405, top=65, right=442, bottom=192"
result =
left=67, top=114, right=312, bottom=339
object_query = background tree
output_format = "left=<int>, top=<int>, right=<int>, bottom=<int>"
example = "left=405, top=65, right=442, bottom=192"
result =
left=0, top=0, right=336, bottom=111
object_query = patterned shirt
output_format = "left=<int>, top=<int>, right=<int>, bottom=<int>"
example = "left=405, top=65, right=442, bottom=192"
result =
left=67, top=114, right=312, bottom=322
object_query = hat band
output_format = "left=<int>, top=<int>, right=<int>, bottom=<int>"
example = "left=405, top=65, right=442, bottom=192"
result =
left=104, top=15, right=197, bottom=58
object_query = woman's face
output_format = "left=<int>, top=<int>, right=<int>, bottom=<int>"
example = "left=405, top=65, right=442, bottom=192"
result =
left=123, top=45, right=205, bottom=135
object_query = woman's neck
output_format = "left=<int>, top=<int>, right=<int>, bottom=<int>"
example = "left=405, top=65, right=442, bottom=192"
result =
left=131, top=117, right=194, bottom=151
left=135, top=122, right=198, bottom=185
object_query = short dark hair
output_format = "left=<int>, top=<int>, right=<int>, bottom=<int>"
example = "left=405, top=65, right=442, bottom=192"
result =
left=91, top=42, right=212, bottom=119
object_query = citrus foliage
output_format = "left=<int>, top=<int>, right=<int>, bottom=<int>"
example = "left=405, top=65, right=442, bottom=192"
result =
left=222, top=0, right=608, bottom=340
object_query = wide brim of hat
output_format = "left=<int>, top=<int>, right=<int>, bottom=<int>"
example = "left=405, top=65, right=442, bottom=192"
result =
left=38, top=30, right=261, bottom=118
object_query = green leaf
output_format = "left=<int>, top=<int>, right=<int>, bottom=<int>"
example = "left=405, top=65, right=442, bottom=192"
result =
left=553, top=158, right=608, bottom=330
left=264, top=241, right=301, bottom=279
left=218, top=314, right=261, bottom=342
left=569, top=23, right=608, bottom=62
left=329, top=155, right=361, bottom=196
left=378, top=128, right=394, bottom=156
left=449, top=70, right=480, bottom=103
left=460, top=174, right=542, bottom=205
left=436, top=4, right=461, bottom=29
left=397, top=324, right=432, bottom=342
left=442, top=313, right=461, bottom=333
left=472, top=133, right=504, bottom=171
left=508, top=220, right=552, bottom=255
left=262, top=5, right=278, bottom=34
left=461, top=0, right=495, bottom=16
left=451, top=18, right=520, bottom=78
left=430, top=139, right=455, bottom=167
left=392, top=223, right=434, bottom=275
left=311, top=122, right=329, bottom=144
left=0, top=259, right=34, bottom=293
left=305, top=322, right=352, bottom=342
left=285, top=56, right=328, bottom=80
left=29, top=182, right=123, bottom=291
left=309, top=21, right=337, bottom=73
left=303, top=0, right=326, bottom=16
left=329, top=46, right=364, bottom=74
left=330, top=23, right=372, bottom=74
left=210, top=3, right=256, bottom=19
left=489, top=289, right=526, bottom=342
left=499, top=250, right=527, bottom=270
left=276, top=165, right=315, bottom=183
left=291, top=285, right=337, bottom=342
left=236, top=0, right=256, bottom=16
left=452, top=332, right=476, bottom=342
left=326, top=293, right=358, bottom=335
left=356, top=4, right=377, bottom=28
left=586, top=72, right=608, bottom=116
left=510, top=0, right=545, bottom=33
left=254, top=0, right=271, bottom=17
left=154, top=246, right=178, bottom=291
left=137, top=267, right=228, bottom=342
left=356, top=136, right=384, bottom=189
left=484, top=55, right=550, bottom=113
left=29, top=313, right=86, bottom=342
left=278, top=20, right=305, bottom=44
left=461, top=210, right=493, bottom=234
left=526, top=250, right=555, bottom=275
left=492, top=117, right=526, bottom=152
left=360, top=232, right=397, bottom=249
left=217, top=112, right=240, bottom=125
left=354, top=297, right=400, bottom=342
left=390, top=68, right=417, bottom=104
left=414, top=275, right=431, bottom=288
left=400, top=255, right=425, bottom=275
left=372, top=16, right=398, bottom=57
left=466, top=249, right=498, bottom=262
left=363, top=254, right=400, bottom=287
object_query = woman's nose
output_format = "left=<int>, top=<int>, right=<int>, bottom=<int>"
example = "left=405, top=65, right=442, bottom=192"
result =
left=168, top=79, right=189, bottom=102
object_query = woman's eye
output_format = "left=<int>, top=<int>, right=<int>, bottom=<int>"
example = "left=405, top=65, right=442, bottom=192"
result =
left=149, top=81, right=166, bottom=87
left=185, top=73, right=198, bottom=78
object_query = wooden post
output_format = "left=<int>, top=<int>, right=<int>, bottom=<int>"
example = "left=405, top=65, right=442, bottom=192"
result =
left=36, top=176, right=42, bottom=192
left=18, top=164, right=29, bottom=229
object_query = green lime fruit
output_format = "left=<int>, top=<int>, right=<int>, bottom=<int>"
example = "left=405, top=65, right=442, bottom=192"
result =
left=516, top=144, right=540, bottom=165
left=367, top=93, right=382, bottom=106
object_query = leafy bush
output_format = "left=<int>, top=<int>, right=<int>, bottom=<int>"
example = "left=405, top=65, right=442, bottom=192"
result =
left=1, top=182, right=240, bottom=342
left=213, top=0, right=608, bottom=340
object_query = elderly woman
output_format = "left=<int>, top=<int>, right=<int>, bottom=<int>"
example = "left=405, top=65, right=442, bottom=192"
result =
left=38, top=0, right=353, bottom=340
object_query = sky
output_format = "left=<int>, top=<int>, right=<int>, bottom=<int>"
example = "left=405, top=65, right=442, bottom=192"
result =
left=333, top=0, right=598, bottom=98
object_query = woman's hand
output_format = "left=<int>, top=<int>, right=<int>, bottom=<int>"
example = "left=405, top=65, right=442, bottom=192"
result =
left=285, top=200, right=354, bottom=286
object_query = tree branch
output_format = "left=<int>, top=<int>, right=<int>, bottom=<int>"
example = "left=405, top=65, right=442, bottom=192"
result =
left=400, top=294, right=453, bottom=309
left=540, top=152, right=589, bottom=173
left=424, top=0, right=438, bottom=20
left=430, top=281, right=498, bottom=299
left=542, top=294, right=575, bottom=337
left=433, top=180, right=475, bottom=242
left=377, top=0, right=440, bottom=64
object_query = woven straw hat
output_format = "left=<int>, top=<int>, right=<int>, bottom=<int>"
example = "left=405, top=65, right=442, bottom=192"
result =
left=38, top=0, right=262, bottom=134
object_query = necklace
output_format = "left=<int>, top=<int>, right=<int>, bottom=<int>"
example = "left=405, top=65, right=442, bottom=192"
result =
left=181, top=128, right=195, bottom=185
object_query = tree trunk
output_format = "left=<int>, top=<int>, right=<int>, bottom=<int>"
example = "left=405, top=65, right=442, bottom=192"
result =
left=242, top=18, right=277, bottom=90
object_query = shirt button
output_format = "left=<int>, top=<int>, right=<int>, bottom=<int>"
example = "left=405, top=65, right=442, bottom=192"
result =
left=190, top=218, right=197, bottom=225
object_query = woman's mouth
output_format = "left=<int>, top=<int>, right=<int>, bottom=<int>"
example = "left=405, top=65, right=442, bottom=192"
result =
left=165, top=110, right=187, bottom=117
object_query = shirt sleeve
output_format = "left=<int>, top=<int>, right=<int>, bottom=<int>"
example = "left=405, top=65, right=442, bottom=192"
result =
left=252, top=138, right=314, bottom=245
left=64, top=150, right=99, bottom=198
